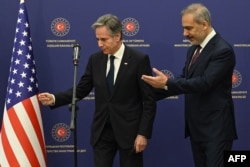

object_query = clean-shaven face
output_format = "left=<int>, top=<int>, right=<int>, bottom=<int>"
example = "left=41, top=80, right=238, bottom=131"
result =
left=95, top=26, right=121, bottom=55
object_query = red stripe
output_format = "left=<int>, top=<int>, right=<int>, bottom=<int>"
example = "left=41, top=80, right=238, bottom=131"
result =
left=1, top=111, right=20, bottom=166
left=8, top=103, right=40, bottom=166
left=23, top=97, right=47, bottom=164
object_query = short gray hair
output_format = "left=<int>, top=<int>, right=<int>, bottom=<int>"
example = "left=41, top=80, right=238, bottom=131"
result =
left=181, top=3, right=212, bottom=25
left=92, top=14, right=122, bottom=39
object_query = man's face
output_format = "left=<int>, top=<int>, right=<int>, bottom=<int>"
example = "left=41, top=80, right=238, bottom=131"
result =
left=182, top=13, right=207, bottom=45
left=95, top=26, right=121, bottom=55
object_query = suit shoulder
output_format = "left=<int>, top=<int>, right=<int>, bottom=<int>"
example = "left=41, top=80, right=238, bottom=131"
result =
left=87, top=51, right=106, bottom=61
left=213, top=33, right=233, bottom=48
left=124, top=45, right=148, bottom=58
left=91, top=51, right=105, bottom=57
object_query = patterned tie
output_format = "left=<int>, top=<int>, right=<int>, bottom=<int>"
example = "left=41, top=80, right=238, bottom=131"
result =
left=188, top=45, right=201, bottom=70
left=107, top=55, right=115, bottom=95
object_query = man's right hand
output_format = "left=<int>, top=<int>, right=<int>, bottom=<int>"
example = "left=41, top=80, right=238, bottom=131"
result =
left=38, top=92, right=55, bottom=106
left=141, top=67, right=168, bottom=89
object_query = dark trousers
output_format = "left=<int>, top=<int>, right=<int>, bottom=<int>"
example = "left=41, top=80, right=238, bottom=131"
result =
left=93, top=124, right=143, bottom=167
left=190, top=139, right=233, bottom=167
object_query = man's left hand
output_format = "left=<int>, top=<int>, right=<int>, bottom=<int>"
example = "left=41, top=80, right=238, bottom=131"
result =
left=134, top=135, right=147, bottom=153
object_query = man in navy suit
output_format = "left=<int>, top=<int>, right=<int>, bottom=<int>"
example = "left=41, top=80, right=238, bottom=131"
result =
left=38, top=14, right=156, bottom=167
left=142, top=3, right=237, bottom=167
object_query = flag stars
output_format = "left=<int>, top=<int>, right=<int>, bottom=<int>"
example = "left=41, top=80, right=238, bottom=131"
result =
left=26, top=53, right=31, bottom=59
left=5, top=3, right=40, bottom=109
left=15, top=59, right=20, bottom=65
left=25, top=22, right=29, bottom=28
left=2, top=2, right=47, bottom=164
left=8, top=88, right=13, bottom=94
left=15, top=91, right=22, bottom=97
left=23, top=62, right=29, bottom=69
left=7, top=98, right=11, bottom=104
left=28, top=45, right=32, bottom=51
left=31, top=68, right=36, bottom=74
left=19, top=8, right=24, bottom=14
left=22, top=30, right=28, bottom=37
left=17, top=49, right=23, bottom=55
left=18, top=81, right=24, bottom=88
left=30, top=77, right=34, bottom=82
left=12, top=68, right=18, bottom=75
left=27, top=86, right=33, bottom=92
left=20, top=72, right=27, bottom=78
left=17, top=18, right=22, bottom=24
left=19, top=40, right=26, bottom=46
left=10, top=78, right=15, bottom=84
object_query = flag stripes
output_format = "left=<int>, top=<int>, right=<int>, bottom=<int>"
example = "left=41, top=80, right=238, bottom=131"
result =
left=1, top=96, right=47, bottom=166
left=0, top=0, right=47, bottom=166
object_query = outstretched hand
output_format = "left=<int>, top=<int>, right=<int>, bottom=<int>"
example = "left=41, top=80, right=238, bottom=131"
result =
left=141, top=68, right=168, bottom=89
left=38, top=92, right=55, bottom=106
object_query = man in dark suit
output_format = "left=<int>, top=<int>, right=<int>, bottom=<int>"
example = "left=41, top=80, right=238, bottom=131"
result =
left=38, top=14, right=156, bottom=167
left=141, top=3, right=237, bottom=167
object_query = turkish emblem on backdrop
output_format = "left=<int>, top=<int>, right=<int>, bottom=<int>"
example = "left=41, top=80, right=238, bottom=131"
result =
left=51, top=123, right=71, bottom=142
left=51, top=18, right=70, bottom=37
left=122, top=17, right=140, bottom=36
left=161, top=69, right=175, bottom=79
left=232, top=69, right=242, bottom=88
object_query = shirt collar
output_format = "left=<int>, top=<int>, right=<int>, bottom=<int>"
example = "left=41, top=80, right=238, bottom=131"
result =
left=200, top=28, right=216, bottom=49
left=109, top=43, right=125, bottom=60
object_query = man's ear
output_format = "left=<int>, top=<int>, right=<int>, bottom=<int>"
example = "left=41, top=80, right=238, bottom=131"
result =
left=115, top=33, right=121, bottom=41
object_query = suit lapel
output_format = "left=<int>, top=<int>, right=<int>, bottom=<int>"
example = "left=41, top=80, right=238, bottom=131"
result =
left=187, top=34, right=219, bottom=77
left=99, top=54, right=110, bottom=97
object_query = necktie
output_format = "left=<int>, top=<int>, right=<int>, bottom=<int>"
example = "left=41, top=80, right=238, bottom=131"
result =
left=107, top=55, right=115, bottom=95
left=188, top=45, right=201, bottom=70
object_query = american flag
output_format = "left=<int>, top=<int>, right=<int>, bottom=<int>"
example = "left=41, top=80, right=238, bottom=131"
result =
left=0, top=0, right=47, bottom=166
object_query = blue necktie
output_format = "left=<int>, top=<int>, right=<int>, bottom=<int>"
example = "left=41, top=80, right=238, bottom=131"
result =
left=107, top=55, right=115, bottom=95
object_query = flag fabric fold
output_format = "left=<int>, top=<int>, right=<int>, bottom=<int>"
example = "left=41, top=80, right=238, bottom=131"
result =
left=0, top=1, right=47, bottom=166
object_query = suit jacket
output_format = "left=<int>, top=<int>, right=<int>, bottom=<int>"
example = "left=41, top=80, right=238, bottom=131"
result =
left=156, top=34, right=237, bottom=142
left=52, top=45, right=156, bottom=148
